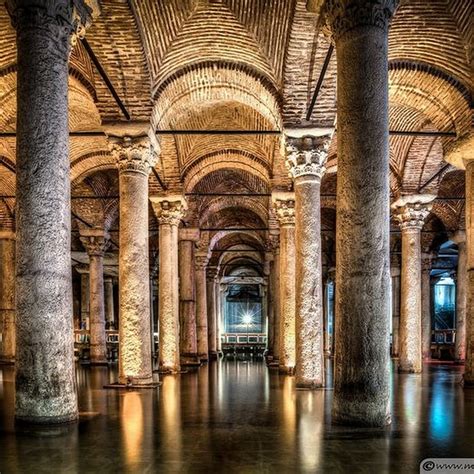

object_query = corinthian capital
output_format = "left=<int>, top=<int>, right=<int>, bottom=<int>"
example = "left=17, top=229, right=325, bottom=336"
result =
left=80, top=228, right=110, bottom=257
left=7, top=0, right=99, bottom=53
left=109, top=136, right=157, bottom=176
left=286, top=134, right=331, bottom=181
left=150, top=196, right=187, bottom=227
left=324, top=0, right=399, bottom=39
left=195, top=253, right=209, bottom=271
left=272, top=192, right=296, bottom=228
left=392, top=194, right=436, bottom=231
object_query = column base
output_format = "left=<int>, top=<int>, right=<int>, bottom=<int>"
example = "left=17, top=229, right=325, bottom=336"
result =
left=0, top=357, right=15, bottom=365
left=180, top=354, right=201, bottom=367
left=296, top=380, right=324, bottom=390
left=158, top=365, right=181, bottom=375
left=199, top=354, right=209, bottom=363
left=88, top=359, right=109, bottom=366
left=267, top=359, right=280, bottom=368
left=104, top=382, right=161, bottom=390
left=15, top=412, right=78, bottom=425
left=209, top=351, right=219, bottom=360
left=278, top=365, right=295, bottom=375
left=397, top=367, right=422, bottom=374
left=117, top=375, right=155, bottom=386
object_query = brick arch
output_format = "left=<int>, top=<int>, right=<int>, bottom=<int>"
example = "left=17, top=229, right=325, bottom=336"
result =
left=70, top=151, right=116, bottom=186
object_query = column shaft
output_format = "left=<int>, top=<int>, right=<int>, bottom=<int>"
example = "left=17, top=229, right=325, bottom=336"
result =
left=391, top=273, right=401, bottom=357
left=328, top=2, right=396, bottom=425
left=195, top=257, right=209, bottom=361
left=455, top=240, right=467, bottom=362
left=104, top=278, right=115, bottom=328
left=207, top=277, right=217, bottom=358
left=465, top=161, right=474, bottom=384
left=421, top=261, right=432, bottom=361
left=272, top=245, right=281, bottom=360
left=12, top=0, right=82, bottom=422
left=80, top=272, right=90, bottom=329
left=0, top=233, right=15, bottom=363
left=88, top=255, right=107, bottom=363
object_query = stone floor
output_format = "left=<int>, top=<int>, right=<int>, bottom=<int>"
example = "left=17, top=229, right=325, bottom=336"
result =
left=0, top=359, right=473, bottom=473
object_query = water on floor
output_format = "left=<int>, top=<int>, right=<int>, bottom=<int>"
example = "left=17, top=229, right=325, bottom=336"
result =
left=0, top=359, right=473, bottom=473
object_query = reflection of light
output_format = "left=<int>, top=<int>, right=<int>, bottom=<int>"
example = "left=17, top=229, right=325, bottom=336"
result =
left=242, top=313, right=252, bottom=325
left=122, top=392, right=143, bottom=466
left=429, top=379, right=454, bottom=442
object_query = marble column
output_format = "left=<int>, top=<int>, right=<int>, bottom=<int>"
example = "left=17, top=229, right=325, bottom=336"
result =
left=0, top=231, right=15, bottom=363
left=452, top=231, right=467, bottom=362
left=8, top=0, right=95, bottom=423
left=195, top=253, right=209, bottom=361
left=104, top=277, right=115, bottom=329
left=286, top=133, right=330, bottom=389
left=464, top=160, right=474, bottom=385
left=207, top=268, right=218, bottom=359
left=80, top=229, right=110, bottom=365
left=110, top=136, right=156, bottom=385
left=421, top=253, right=433, bottom=361
left=272, top=193, right=296, bottom=374
left=392, top=195, right=435, bottom=373
left=264, top=251, right=274, bottom=356
left=178, top=228, right=200, bottom=366
left=391, top=263, right=401, bottom=358
left=151, top=196, right=187, bottom=374
left=325, top=0, right=398, bottom=426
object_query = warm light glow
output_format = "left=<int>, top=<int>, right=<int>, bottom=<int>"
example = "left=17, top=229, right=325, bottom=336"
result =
left=122, top=392, right=143, bottom=467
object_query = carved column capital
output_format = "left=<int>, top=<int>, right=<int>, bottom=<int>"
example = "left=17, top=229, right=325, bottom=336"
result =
left=285, top=134, right=331, bottom=181
left=323, top=0, right=399, bottom=39
left=7, top=0, right=99, bottom=54
left=195, top=254, right=209, bottom=271
left=150, top=196, right=187, bottom=227
left=109, top=136, right=157, bottom=176
left=272, top=192, right=296, bottom=228
left=80, top=228, right=110, bottom=257
left=392, top=194, right=436, bottom=232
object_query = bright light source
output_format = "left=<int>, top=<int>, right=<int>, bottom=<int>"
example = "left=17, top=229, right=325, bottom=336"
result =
left=242, top=313, right=252, bottom=325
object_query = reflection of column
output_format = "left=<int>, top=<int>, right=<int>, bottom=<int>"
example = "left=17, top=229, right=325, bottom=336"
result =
left=466, top=161, right=474, bottom=385
left=287, top=133, right=330, bottom=389
left=80, top=229, right=110, bottom=365
left=104, top=277, right=115, bottom=329
left=151, top=196, right=187, bottom=374
left=207, top=268, right=218, bottom=359
left=9, top=0, right=94, bottom=423
left=391, top=262, right=401, bottom=357
left=392, top=194, right=435, bottom=373
left=272, top=193, right=296, bottom=374
left=0, top=231, right=15, bottom=363
left=178, top=228, right=200, bottom=366
left=421, top=253, right=433, bottom=361
left=110, top=136, right=156, bottom=385
left=452, top=232, right=467, bottom=362
left=325, top=0, right=398, bottom=426
left=195, top=253, right=209, bottom=361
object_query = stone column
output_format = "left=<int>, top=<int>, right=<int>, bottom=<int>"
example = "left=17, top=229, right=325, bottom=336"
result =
left=195, top=253, right=209, bottom=361
left=466, top=161, right=474, bottom=385
left=80, top=229, right=110, bottom=365
left=391, top=263, right=401, bottom=358
left=272, top=193, right=296, bottom=374
left=104, top=277, right=115, bottom=329
left=268, top=232, right=280, bottom=362
left=452, top=231, right=467, bottom=362
left=325, top=0, right=398, bottom=426
left=215, top=280, right=223, bottom=354
left=151, top=196, right=187, bottom=374
left=110, top=136, right=156, bottom=385
left=78, top=269, right=90, bottom=330
left=392, top=195, right=435, bottom=373
left=207, top=268, right=218, bottom=359
left=264, top=251, right=274, bottom=356
left=286, top=133, right=330, bottom=389
left=178, top=228, right=200, bottom=366
left=0, top=231, right=15, bottom=363
left=421, top=253, right=433, bottom=361
left=8, top=0, right=95, bottom=423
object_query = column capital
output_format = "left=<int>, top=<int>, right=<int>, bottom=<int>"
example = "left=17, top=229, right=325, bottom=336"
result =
left=80, top=228, right=110, bottom=257
left=391, top=194, right=436, bottom=231
left=109, top=135, right=157, bottom=176
left=285, top=133, right=331, bottom=181
left=150, top=196, right=187, bottom=227
left=179, top=227, right=200, bottom=242
left=195, top=253, right=209, bottom=271
left=323, top=0, right=399, bottom=40
left=7, top=0, right=99, bottom=53
left=272, top=192, right=295, bottom=227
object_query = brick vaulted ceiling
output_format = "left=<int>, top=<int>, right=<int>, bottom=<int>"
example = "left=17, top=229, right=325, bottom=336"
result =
left=0, top=0, right=473, bottom=262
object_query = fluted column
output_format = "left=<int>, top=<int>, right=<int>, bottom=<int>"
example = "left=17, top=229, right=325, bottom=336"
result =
left=104, top=277, right=115, bottom=329
left=325, top=0, right=398, bottom=426
left=195, top=253, right=209, bottom=361
left=0, top=231, right=15, bottom=363
left=286, top=133, right=330, bottom=389
left=151, top=196, right=187, bottom=374
left=421, top=253, right=433, bottom=361
left=452, top=231, right=467, bottom=362
left=7, top=0, right=96, bottom=423
left=272, top=193, right=296, bottom=374
left=178, top=228, right=200, bottom=366
left=392, top=195, right=435, bottom=373
left=207, top=268, right=218, bottom=359
left=465, top=161, right=474, bottom=385
left=80, top=229, right=110, bottom=365
left=110, top=136, right=156, bottom=385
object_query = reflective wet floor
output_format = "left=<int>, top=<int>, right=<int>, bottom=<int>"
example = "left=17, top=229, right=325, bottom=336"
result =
left=1, top=360, right=474, bottom=473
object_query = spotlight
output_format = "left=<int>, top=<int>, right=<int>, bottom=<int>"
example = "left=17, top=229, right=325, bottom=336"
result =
left=242, top=313, right=252, bottom=325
